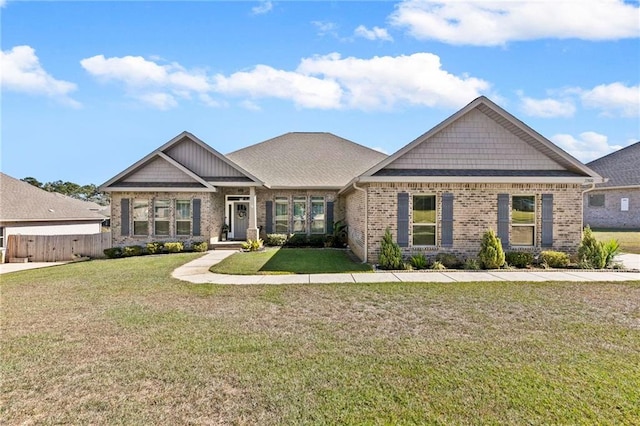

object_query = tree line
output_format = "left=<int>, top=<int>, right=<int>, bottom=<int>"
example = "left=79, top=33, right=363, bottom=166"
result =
left=22, top=177, right=110, bottom=206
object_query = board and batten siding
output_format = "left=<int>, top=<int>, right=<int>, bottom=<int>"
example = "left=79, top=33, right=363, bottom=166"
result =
left=165, top=139, right=247, bottom=178
left=122, top=157, right=199, bottom=184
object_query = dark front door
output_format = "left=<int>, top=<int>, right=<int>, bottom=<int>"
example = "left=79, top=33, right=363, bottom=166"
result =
left=233, top=202, right=249, bottom=240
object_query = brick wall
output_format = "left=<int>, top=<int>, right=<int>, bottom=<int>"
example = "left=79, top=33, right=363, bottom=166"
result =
left=344, top=187, right=366, bottom=261
left=583, top=188, right=640, bottom=229
left=363, top=182, right=584, bottom=264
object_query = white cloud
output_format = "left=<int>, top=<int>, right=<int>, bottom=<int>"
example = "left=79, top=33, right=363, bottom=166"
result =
left=252, top=1, right=273, bottom=15
left=312, top=21, right=339, bottom=37
left=519, top=95, right=575, bottom=118
left=80, top=54, right=212, bottom=109
left=551, top=131, right=623, bottom=162
left=354, top=25, right=393, bottom=41
left=390, top=0, right=640, bottom=46
left=297, top=52, right=489, bottom=110
left=1, top=45, right=80, bottom=107
left=579, top=82, right=640, bottom=117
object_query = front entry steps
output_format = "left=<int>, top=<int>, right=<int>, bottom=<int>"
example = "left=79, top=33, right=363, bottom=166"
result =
left=210, top=241, right=244, bottom=251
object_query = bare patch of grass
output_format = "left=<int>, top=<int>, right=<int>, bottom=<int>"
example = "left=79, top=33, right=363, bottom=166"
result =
left=1, top=255, right=639, bottom=424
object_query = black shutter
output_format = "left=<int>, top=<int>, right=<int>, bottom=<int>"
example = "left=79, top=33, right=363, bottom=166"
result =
left=497, top=194, right=510, bottom=249
left=441, top=193, right=454, bottom=247
left=265, top=200, right=273, bottom=234
left=121, top=198, right=130, bottom=236
left=192, top=198, right=201, bottom=236
left=541, top=194, right=553, bottom=247
left=397, top=192, right=409, bottom=247
left=326, top=201, right=334, bottom=234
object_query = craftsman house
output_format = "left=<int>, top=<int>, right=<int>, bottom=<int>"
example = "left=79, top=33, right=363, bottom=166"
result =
left=101, top=96, right=604, bottom=263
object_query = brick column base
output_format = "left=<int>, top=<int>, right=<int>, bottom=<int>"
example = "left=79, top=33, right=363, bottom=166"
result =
left=246, top=228, right=259, bottom=241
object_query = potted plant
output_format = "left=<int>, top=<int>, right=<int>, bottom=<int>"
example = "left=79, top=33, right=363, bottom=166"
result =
left=221, top=223, right=230, bottom=241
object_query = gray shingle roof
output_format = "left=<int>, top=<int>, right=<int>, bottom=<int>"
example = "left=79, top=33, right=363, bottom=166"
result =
left=587, top=142, right=640, bottom=188
left=0, top=173, right=106, bottom=222
left=227, top=132, right=387, bottom=188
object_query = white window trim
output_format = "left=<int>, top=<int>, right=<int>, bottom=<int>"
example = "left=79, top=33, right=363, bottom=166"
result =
left=132, top=199, right=150, bottom=236
left=154, top=199, right=171, bottom=237
left=274, top=197, right=289, bottom=234
left=511, top=195, right=536, bottom=247
left=412, top=194, right=437, bottom=247
left=175, top=199, right=192, bottom=236
left=292, top=196, right=307, bottom=234
left=310, top=196, right=326, bottom=234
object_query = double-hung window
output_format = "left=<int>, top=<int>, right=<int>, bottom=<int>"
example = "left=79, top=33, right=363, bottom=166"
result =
left=154, top=200, right=170, bottom=236
left=176, top=200, right=191, bottom=236
left=512, top=195, right=535, bottom=246
left=133, top=200, right=149, bottom=236
left=275, top=197, right=289, bottom=233
left=413, top=195, right=436, bottom=246
left=293, top=197, right=306, bottom=233
left=588, top=194, right=605, bottom=207
left=310, top=197, right=325, bottom=234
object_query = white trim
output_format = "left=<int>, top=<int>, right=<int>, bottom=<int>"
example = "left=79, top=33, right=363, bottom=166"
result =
left=511, top=194, right=536, bottom=247
left=411, top=193, right=437, bottom=248
left=358, top=176, right=592, bottom=184
left=103, top=187, right=217, bottom=193
left=583, top=184, right=640, bottom=192
left=224, top=195, right=251, bottom=239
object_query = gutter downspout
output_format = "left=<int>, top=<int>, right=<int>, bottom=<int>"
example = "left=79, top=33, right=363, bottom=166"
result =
left=353, top=181, right=368, bottom=263
left=581, top=182, right=596, bottom=230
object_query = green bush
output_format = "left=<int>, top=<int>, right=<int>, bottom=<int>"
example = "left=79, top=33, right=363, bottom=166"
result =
left=431, top=261, right=446, bottom=270
left=540, top=250, right=570, bottom=268
left=505, top=251, right=534, bottom=268
left=478, top=229, right=505, bottom=269
left=103, top=247, right=123, bottom=259
left=378, top=228, right=403, bottom=270
left=192, top=241, right=209, bottom=252
left=463, top=258, right=481, bottom=270
left=435, top=253, right=460, bottom=269
left=308, top=235, right=325, bottom=248
left=331, top=220, right=348, bottom=248
left=578, top=226, right=606, bottom=269
left=242, top=239, right=263, bottom=252
left=265, top=233, right=288, bottom=246
left=602, top=239, right=620, bottom=268
left=122, top=245, right=144, bottom=257
left=146, top=242, right=164, bottom=254
left=410, top=253, right=429, bottom=270
left=286, top=234, right=308, bottom=247
left=164, top=242, right=184, bottom=253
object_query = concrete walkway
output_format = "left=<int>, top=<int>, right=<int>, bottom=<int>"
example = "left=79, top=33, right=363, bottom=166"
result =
left=0, top=261, right=70, bottom=275
left=172, top=250, right=640, bottom=285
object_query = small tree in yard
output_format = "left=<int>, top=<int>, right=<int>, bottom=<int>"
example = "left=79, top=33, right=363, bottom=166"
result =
left=478, top=229, right=505, bottom=269
left=378, top=228, right=403, bottom=270
left=578, top=226, right=607, bottom=269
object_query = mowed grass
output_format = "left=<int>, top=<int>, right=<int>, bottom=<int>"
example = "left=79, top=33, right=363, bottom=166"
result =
left=1, top=255, right=640, bottom=424
left=209, top=247, right=373, bottom=274
left=593, top=228, right=640, bottom=254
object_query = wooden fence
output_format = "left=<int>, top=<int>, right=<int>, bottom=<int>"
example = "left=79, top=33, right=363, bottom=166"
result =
left=5, top=232, right=112, bottom=262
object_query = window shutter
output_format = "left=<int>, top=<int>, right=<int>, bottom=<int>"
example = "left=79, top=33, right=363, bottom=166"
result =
left=497, top=194, right=509, bottom=249
left=326, top=201, right=334, bottom=234
left=121, top=198, right=130, bottom=236
left=541, top=194, right=553, bottom=247
left=397, top=192, right=409, bottom=247
left=192, top=198, right=201, bottom=236
left=265, top=201, right=273, bottom=234
left=441, top=193, right=454, bottom=247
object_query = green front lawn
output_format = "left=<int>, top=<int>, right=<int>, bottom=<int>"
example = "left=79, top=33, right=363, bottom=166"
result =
left=2, top=255, right=639, bottom=424
left=209, top=247, right=373, bottom=274
left=592, top=228, right=640, bottom=254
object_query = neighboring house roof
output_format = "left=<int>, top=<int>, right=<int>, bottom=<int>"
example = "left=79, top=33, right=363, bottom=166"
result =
left=0, top=173, right=106, bottom=223
left=227, top=132, right=387, bottom=188
left=587, top=141, right=640, bottom=189
left=100, top=132, right=263, bottom=192
left=352, top=96, right=603, bottom=186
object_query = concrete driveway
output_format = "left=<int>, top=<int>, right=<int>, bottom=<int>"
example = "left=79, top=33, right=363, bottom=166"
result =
left=0, top=261, right=69, bottom=275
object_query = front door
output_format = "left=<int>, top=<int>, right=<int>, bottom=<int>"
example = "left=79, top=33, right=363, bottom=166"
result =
left=233, top=202, right=249, bottom=240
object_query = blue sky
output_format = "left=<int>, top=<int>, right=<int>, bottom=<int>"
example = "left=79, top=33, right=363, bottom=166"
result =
left=2, top=0, right=639, bottom=185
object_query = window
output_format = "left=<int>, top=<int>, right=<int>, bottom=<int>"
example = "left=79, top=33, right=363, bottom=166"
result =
left=176, top=200, right=191, bottom=236
left=310, top=197, right=325, bottom=234
left=0, top=227, right=4, bottom=248
left=512, top=195, right=535, bottom=246
left=133, top=200, right=149, bottom=236
left=413, top=195, right=436, bottom=246
left=154, top=199, right=170, bottom=236
left=589, top=194, right=605, bottom=207
left=293, top=197, right=306, bottom=233
left=275, top=197, right=289, bottom=233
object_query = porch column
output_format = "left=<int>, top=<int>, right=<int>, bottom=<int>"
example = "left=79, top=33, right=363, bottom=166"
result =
left=247, top=186, right=259, bottom=241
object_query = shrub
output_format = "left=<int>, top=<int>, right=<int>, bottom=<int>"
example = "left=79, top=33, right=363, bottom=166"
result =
left=578, top=226, right=606, bottom=269
left=435, top=253, right=461, bottom=269
left=192, top=241, right=209, bottom=252
left=122, top=245, right=144, bottom=257
left=478, top=229, right=505, bottom=269
left=286, top=234, right=308, bottom=247
left=331, top=220, right=348, bottom=248
left=164, top=242, right=184, bottom=253
left=308, top=235, right=325, bottom=248
left=463, top=258, right=481, bottom=270
left=505, top=251, right=534, bottom=268
left=431, top=260, right=446, bottom=270
left=103, top=247, right=123, bottom=259
left=378, top=228, right=403, bottom=270
left=603, top=239, right=620, bottom=268
left=146, top=242, right=164, bottom=254
left=242, top=239, right=263, bottom=252
left=410, top=253, right=429, bottom=270
left=266, top=233, right=288, bottom=246
left=540, top=250, right=570, bottom=268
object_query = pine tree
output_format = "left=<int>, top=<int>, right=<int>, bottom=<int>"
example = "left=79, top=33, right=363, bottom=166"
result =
left=478, top=229, right=505, bottom=269
left=378, top=228, right=403, bottom=270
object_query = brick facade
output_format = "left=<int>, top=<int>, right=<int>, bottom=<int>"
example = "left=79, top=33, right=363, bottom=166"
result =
left=583, top=188, right=640, bottom=229
left=344, top=186, right=366, bottom=261
left=346, top=182, right=584, bottom=264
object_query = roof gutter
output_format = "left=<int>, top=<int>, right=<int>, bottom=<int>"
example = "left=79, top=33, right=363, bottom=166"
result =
left=352, top=181, right=368, bottom=263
